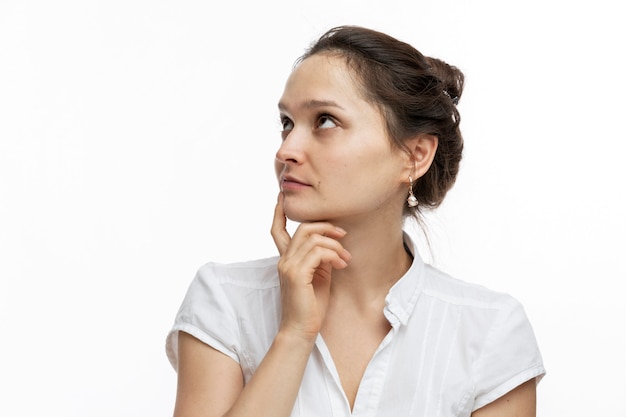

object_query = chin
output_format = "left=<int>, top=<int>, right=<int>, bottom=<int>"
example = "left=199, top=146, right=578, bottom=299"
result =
left=285, top=212, right=320, bottom=224
left=283, top=205, right=327, bottom=224
left=282, top=193, right=345, bottom=223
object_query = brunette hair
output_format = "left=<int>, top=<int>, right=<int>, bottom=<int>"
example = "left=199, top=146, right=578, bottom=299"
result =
left=299, top=25, right=464, bottom=216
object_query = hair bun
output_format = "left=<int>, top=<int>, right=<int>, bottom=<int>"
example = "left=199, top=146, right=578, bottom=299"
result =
left=426, top=57, right=464, bottom=105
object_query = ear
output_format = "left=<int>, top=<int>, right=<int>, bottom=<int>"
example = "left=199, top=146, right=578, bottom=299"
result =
left=403, top=133, right=438, bottom=179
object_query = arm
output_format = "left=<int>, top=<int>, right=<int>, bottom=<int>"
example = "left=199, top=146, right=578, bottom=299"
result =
left=173, top=331, right=243, bottom=417
left=471, top=378, right=537, bottom=417
left=173, top=330, right=315, bottom=417
left=172, top=193, right=350, bottom=417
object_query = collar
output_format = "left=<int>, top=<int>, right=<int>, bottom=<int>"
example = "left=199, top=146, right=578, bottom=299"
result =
left=383, top=232, right=425, bottom=327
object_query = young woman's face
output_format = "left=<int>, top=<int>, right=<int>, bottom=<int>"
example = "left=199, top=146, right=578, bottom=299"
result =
left=275, top=54, right=410, bottom=224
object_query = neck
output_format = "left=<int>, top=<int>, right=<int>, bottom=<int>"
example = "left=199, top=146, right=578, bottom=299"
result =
left=328, top=215, right=413, bottom=306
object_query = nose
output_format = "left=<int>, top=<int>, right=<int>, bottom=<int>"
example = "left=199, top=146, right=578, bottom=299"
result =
left=275, top=129, right=306, bottom=181
left=275, top=129, right=306, bottom=167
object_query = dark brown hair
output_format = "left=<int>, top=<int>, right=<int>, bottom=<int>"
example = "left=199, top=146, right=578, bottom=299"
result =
left=299, top=25, right=464, bottom=216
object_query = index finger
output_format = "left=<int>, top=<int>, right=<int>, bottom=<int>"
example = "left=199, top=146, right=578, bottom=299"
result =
left=271, top=192, right=291, bottom=256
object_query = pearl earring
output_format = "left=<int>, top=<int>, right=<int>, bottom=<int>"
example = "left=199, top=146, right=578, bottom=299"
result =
left=407, top=176, right=418, bottom=208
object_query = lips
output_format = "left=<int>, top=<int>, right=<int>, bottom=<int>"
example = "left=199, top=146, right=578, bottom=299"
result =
left=280, top=174, right=312, bottom=190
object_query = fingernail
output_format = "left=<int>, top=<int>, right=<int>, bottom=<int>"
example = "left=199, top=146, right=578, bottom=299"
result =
left=335, top=227, right=347, bottom=234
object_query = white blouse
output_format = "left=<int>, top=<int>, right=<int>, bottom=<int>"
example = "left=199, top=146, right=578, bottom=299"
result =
left=166, top=235, right=545, bottom=416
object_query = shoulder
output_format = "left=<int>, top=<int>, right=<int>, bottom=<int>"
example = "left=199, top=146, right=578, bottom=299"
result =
left=179, top=256, right=281, bottom=318
left=167, top=256, right=282, bottom=367
left=404, top=232, right=517, bottom=311
left=420, top=263, right=519, bottom=311
left=418, top=264, right=545, bottom=404
left=194, top=256, right=281, bottom=290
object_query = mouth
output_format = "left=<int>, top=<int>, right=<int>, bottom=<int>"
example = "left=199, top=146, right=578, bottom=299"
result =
left=280, top=174, right=312, bottom=191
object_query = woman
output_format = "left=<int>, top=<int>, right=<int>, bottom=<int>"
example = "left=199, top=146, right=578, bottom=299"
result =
left=166, top=25, right=545, bottom=417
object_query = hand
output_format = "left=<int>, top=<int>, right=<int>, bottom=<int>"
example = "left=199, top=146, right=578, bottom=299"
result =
left=271, top=193, right=351, bottom=342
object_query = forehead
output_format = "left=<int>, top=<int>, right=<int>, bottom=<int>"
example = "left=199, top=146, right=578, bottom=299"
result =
left=279, top=54, right=365, bottom=109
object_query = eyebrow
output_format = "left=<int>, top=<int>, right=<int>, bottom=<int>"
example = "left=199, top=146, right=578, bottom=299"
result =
left=278, top=99, right=345, bottom=112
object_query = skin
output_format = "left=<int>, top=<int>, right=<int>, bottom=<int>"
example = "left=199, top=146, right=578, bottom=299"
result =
left=172, top=53, right=537, bottom=417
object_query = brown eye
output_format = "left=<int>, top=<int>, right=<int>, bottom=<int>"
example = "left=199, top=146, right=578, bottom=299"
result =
left=280, top=116, right=294, bottom=132
left=317, top=114, right=337, bottom=129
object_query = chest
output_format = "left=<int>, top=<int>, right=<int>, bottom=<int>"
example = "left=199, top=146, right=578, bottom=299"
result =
left=295, top=321, right=476, bottom=417
left=321, top=315, right=392, bottom=410
left=237, top=294, right=485, bottom=416
left=296, top=300, right=480, bottom=416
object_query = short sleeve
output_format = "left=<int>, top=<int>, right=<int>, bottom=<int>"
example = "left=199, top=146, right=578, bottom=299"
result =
left=165, top=263, right=241, bottom=371
left=472, top=296, right=546, bottom=411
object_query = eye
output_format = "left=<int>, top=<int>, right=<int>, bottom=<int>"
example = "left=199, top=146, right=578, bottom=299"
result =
left=317, top=114, right=337, bottom=129
left=280, top=115, right=294, bottom=132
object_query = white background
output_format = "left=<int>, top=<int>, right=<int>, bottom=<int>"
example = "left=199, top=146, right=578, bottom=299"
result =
left=1, top=0, right=624, bottom=416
